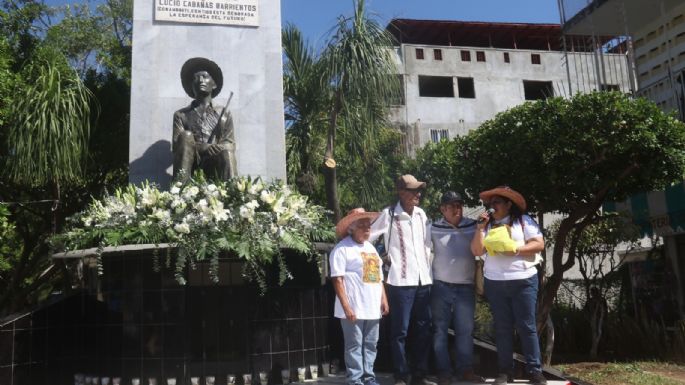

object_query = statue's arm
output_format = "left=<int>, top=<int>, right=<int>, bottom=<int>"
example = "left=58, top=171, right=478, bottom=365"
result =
left=172, top=111, right=185, bottom=147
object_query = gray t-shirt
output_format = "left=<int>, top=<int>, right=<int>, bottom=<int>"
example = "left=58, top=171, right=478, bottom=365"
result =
left=430, top=217, right=477, bottom=284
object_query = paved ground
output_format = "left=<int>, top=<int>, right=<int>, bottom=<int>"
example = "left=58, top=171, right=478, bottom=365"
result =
left=310, top=372, right=572, bottom=385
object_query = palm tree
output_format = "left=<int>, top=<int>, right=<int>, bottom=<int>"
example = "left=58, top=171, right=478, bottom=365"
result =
left=282, top=24, right=329, bottom=196
left=320, top=0, right=400, bottom=221
left=4, top=57, right=96, bottom=232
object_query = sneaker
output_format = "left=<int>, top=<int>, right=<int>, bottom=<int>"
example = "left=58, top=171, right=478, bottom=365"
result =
left=436, top=376, right=451, bottom=385
left=493, top=373, right=509, bottom=385
left=459, top=370, right=485, bottom=384
left=528, top=372, right=547, bottom=385
left=394, top=378, right=407, bottom=385
left=363, top=378, right=380, bottom=385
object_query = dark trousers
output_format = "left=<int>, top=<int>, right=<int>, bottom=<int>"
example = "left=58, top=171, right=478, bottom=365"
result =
left=484, top=276, right=542, bottom=375
left=387, top=284, right=432, bottom=380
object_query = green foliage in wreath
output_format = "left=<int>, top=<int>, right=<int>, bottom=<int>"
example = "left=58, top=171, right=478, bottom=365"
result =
left=52, top=175, right=335, bottom=293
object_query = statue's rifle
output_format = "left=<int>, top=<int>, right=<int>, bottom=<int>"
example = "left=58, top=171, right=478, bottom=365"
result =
left=208, top=91, right=234, bottom=144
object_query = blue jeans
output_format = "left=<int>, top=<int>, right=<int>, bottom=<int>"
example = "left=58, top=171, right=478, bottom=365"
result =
left=430, top=280, right=476, bottom=377
left=387, top=284, right=432, bottom=380
left=340, top=318, right=380, bottom=385
left=484, top=275, right=542, bottom=375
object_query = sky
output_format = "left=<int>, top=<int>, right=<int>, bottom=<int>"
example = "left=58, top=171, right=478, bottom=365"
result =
left=281, top=0, right=562, bottom=46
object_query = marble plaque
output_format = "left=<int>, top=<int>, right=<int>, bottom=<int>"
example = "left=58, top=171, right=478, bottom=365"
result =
left=154, top=0, right=259, bottom=27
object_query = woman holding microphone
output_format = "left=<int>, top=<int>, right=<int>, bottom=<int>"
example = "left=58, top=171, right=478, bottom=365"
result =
left=470, top=186, right=547, bottom=385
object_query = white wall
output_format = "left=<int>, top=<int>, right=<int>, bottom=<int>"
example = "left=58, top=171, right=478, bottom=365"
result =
left=391, top=43, right=632, bottom=150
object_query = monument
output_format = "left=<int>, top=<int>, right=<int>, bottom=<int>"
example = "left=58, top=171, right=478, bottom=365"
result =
left=172, top=57, right=236, bottom=182
left=129, top=0, right=286, bottom=187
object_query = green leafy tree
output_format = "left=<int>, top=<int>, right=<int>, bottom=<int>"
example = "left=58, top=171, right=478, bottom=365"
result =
left=0, top=51, right=96, bottom=315
left=319, top=0, right=400, bottom=220
left=0, top=0, right=130, bottom=315
left=407, top=139, right=461, bottom=215
left=282, top=24, right=329, bottom=197
left=44, top=0, right=132, bottom=81
left=5, top=55, right=96, bottom=228
left=335, top=126, right=408, bottom=210
left=0, top=36, right=17, bottom=141
left=0, top=203, right=18, bottom=271
left=413, top=91, right=685, bottom=346
left=0, top=0, right=50, bottom=67
left=282, top=6, right=405, bottom=217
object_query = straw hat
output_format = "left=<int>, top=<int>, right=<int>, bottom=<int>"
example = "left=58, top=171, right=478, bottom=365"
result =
left=479, top=186, right=527, bottom=211
left=335, top=208, right=380, bottom=239
left=180, top=57, right=223, bottom=98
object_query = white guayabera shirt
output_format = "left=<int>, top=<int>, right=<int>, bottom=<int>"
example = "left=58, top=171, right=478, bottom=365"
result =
left=369, top=202, right=433, bottom=286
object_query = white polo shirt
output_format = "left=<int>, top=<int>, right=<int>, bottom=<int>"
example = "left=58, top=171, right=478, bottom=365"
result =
left=482, top=214, right=542, bottom=281
left=369, top=202, right=432, bottom=286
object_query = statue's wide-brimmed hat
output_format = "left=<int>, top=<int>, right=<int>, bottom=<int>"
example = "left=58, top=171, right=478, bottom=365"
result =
left=180, top=57, right=223, bottom=98
left=479, top=185, right=527, bottom=211
left=335, top=208, right=380, bottom=240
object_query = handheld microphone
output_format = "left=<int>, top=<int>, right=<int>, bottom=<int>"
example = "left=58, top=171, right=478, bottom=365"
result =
left=477, top=208, right=495, bottom=224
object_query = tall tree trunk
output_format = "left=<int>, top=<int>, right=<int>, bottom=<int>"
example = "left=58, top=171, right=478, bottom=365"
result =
left=324, top=92, right=342, bottom=222
left=51, top=179, right=72, bottom=294
left=323, top=165, right=340, bottom=222
left=543, top=314, right=555, bottom=366
left=539, top=272, right=563, bottom=332
left=51, top=179, right=61, bottom=234
left=588, top=297, right=606, bottom=359
left=537, top=215, right=578, bottom=332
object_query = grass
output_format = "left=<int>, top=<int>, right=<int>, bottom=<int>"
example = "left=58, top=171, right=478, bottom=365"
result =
left=555, top=362, right=685, bottom=385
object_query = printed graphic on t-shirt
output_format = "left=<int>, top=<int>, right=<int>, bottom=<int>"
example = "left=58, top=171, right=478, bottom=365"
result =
left=361, top=252, right=381, bottom=283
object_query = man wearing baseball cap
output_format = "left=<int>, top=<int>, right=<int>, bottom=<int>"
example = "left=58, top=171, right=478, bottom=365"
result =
left=369, top=175, right=434, bottom=385
left=429, top=191, right=484, bottom=384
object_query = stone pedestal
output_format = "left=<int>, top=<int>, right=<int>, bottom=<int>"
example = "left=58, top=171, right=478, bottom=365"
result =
left=129, top=0, right=286, bottom=187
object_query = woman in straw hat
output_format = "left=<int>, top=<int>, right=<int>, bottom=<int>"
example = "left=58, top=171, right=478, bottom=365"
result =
left=470, top=186, right=547, bottom=385
left=331, top=208, right=390, bottom=385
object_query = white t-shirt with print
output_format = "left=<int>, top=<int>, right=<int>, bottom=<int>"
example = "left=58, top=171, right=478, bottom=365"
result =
left=329, top=236, right=384, bottom=320
left=482, top=214, right=543, bottom=281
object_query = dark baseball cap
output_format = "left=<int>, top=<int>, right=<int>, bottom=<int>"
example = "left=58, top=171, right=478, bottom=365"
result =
left=440, top=191, right=464, bottom=205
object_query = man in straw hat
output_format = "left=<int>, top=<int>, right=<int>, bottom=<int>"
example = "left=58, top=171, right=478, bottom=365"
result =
left=173, top=57, right=236, bottom=182
left=331, top=208, right=389, bottom=385
left=369, top=175, right=434, bottom=385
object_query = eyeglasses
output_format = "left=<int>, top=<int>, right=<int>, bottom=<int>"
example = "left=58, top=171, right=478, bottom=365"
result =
left=404, top=188, right=422, bottom=194
left=490, top=199, right=507, bottom=205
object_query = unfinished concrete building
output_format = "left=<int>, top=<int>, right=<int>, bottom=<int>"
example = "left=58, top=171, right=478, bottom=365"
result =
left=385, top=19, right=632, bottom=155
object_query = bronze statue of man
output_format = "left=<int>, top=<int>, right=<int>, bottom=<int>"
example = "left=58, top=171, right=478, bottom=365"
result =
left=173, top=57, right=236, bottom=182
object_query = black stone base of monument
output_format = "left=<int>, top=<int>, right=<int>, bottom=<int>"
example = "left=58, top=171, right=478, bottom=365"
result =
left=1, top=247, right=332, bottom=385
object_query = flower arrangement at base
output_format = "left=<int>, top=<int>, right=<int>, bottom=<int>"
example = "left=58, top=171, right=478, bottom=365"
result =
left=52, top=176, right=335, bottom=293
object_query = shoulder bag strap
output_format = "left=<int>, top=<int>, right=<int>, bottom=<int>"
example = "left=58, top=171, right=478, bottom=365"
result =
left=385, top=206, right=395, bottom=249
